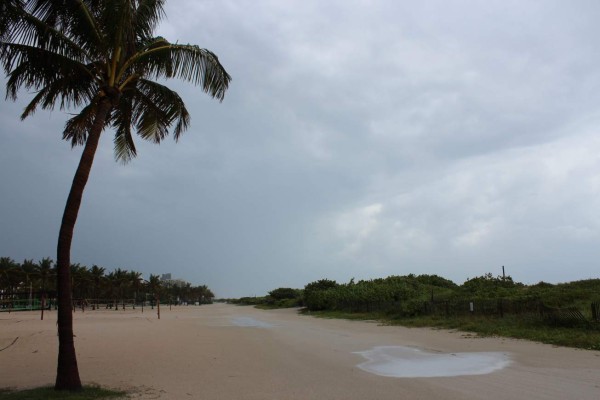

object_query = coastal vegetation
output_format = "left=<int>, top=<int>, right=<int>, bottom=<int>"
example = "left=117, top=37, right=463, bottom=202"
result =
left=1, top=0, right=230, bottom=390
left=0, top=257, right=215, bottom=312
left=231, top=273, right=600, bottom=350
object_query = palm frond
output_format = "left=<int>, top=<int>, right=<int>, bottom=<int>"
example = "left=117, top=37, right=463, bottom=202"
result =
left=133, top=0, right=165, bottom=40
left=2, top=12, right=91, bottom=71
left=4, top=42, right=95, bottom=109
left=136, top=78, right=190, bottom=140
left=26, top=0, right=106, bottom=57
left=69, top=0, right=106, bottom=55
left=128, top=78, right=190, bottom=143
left=0, top=1, right=25, bottom=40
left=19, top=72, right=96, bottom=119
left=122, top=35, right=170, bottom=79
left=121, top=42, right=231, bottom=101
left=63, top=101, right=98, bottom=146
left=132, top=91, right=169, bottom=143
left=100, top=0, right=133, bottom=52
left=27, top=0, right=71, bottom=25
left=111, top=92, right=137, bottom=163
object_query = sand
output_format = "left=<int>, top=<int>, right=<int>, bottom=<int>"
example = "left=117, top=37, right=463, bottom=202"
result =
left=1, top=303, right=599, bottom=399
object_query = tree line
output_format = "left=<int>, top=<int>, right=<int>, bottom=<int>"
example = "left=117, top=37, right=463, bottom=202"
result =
left=232, top=273, right=600, bottom=325
left=0, top=256, right=214, bottom=311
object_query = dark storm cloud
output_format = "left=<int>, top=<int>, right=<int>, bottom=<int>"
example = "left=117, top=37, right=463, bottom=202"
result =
left=2, top=1, right=599, bottom=296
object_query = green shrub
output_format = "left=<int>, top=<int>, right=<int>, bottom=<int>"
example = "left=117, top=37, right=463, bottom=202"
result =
left=268, top=288, right=301, bottom=300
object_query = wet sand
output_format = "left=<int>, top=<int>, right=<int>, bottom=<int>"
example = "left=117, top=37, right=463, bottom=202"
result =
left=1, top=303, right=599, bottom=399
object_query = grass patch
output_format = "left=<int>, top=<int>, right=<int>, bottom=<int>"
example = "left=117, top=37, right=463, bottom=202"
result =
left=301, top=309, right=600, bottom=350
left=0, top=385, right=127, bottom=400
left=254, top=303, right=299, bottom=310
left=300, top=309, right=386, bottom=321
left=394, top=315, right=600, bottom=350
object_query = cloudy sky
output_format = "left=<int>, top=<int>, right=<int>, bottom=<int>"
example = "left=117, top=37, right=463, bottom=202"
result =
left=2, top=0, right=600, bottom=297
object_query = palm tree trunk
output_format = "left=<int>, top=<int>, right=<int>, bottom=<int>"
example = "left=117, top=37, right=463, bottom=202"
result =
left=157, top=296, right=160, bottom=319
left=55, top=97, right=112, bottom=391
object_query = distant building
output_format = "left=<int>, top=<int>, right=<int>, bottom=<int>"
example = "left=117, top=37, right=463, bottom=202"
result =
left=160, top=273, right=190, bottom=289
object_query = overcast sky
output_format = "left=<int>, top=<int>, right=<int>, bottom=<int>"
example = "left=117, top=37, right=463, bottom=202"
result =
left=2, top=0, right=600, bottom=297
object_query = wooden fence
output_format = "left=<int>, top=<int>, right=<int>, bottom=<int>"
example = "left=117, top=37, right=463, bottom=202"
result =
left=418, top=298, right=599, bottom=327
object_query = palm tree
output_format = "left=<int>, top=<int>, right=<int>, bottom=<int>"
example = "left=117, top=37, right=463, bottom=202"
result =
left=89, top=265, right=105, bottom=310
left=72, top=263, right=95, bottom=311
left=1, top=1, right=230, bottom=390
left=0, top=257, right=13, bottom=296
left=35, top=257, right=54, bottom=319
left=128, top=270, right=143, bottom=309
left=105, top=270, right=119, bottom=310
left=147, top=274, right=162, bottom=318
left=197, top=284, right=214, bottom=304
left=113, top=268, right=128, bottom=310
left=21, top=259, right=36, bottom=309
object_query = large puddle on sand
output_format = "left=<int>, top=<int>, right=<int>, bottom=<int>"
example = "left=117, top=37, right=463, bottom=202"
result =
left=354, top=346, right=511, bottom=378
left=230, top=316, right=274, bottom=328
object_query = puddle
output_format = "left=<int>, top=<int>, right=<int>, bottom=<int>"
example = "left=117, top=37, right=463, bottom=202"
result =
left=354, top=346, right=511, bottom=378
left=230, top=316, right=274, bottom=328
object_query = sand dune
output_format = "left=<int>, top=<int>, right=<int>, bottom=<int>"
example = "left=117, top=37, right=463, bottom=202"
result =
left=1, top=303, right=599, bottom=399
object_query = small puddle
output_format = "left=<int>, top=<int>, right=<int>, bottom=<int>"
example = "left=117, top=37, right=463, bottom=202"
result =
left=354, top=346, right=510, bottom=378
left=230, top=316, right=274, bottom=328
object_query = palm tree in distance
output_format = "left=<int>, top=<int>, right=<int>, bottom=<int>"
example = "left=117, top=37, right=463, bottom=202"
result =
left=35, top=257, right=54, bottom=319
left=20, top=259, right=36, bottom=309
left=0, top=0, right=231, bottom=391
left=106, top=270, right=119, bottom=310
left=148, top=273, right=162, bottom=317
left=114, top=267, right=128, bottom=310
left=90, top=265, right=106, bottom=310
left=70, top=263, right=88, bottom=310
left=128, top=270, right=143, bottom=309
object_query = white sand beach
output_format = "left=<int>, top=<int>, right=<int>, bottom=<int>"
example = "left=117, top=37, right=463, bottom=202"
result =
left=1, top=303, right=599, bottom=399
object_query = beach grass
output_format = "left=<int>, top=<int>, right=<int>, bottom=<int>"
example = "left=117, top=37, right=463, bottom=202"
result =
left=393, top=314, right=600, bottom=350
left=302, top=309, right=600, bottom=350
left=0, top=385, right=127, bottom=400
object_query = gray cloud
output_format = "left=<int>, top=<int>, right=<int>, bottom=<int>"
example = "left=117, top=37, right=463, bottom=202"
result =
left=2, top=1, right=600, bottom=296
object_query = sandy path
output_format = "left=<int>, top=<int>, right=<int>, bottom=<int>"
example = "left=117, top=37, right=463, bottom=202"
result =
left=1, top=303, right=599, bottom=399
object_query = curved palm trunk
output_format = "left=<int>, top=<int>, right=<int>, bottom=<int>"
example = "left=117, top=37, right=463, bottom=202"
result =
left=55, top=98, right=112, bottom=391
